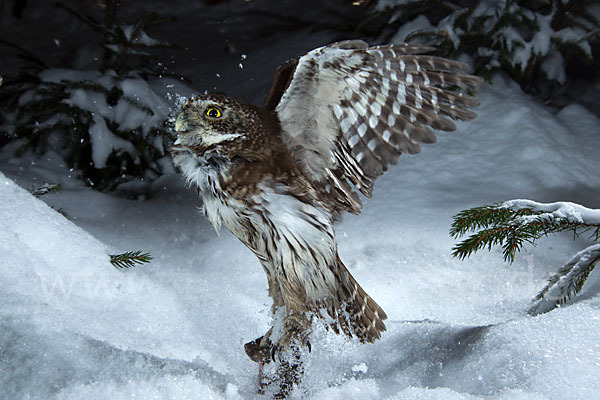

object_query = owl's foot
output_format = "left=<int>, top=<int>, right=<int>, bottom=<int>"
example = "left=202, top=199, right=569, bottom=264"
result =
left=245, top=315, right=312, bottom=364
left=245, top=321, right=309, bottom=398
left=244, top=329, right=274, bottom=364
left=270, top=312, right=312, bottom=363
left=269, top=321, right=309, bottom=398
left=270, top=337, right=311, bottom=363
left=256, top=343, right=304, bottom=399
left=273, top=350, right=303, bottom=399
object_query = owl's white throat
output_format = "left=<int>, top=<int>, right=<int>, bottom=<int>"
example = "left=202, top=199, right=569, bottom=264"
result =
left=201, top=132, right=244, bottom=146
left=173, top=132, right=244, bottom=147
left=172, top=148, right=232, bottom=194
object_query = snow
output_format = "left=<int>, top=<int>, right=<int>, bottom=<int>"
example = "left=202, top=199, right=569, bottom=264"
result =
left=540, top=51, right=566, bottom=84
left=87, top=111, right=136, bottom=169
left=2, top=71, right=600, bottom=399
left=351, top=363, right=369, bottom=374
left=374, top=0, right=414, bottom=12
left=503, top=199, right=600, bottom=225
left=389, top=15, right=433, bottom=45
left=553, top=28, right=593, bottom=58
left=493, top=10, right=553, bottom=73
left=33, top=68, right=171, bottom=170
left=121, top=25, right=163, bottom=47
left=436, top=11, right=463, bottom=49
left=2, top=0, right=600, bottom=395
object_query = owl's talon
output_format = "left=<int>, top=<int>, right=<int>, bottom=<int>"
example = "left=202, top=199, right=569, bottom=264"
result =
left=273, top=345, right=286, bottom=362
left=245, top=334, right=274, bottom=364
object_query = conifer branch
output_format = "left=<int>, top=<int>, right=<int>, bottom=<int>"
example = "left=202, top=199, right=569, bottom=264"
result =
left=2, top=2, right=185, bottom=193
left=0, top=39, right=48, bottom=69
left=451, top=200, right=600, bottom=314
left=105, top=0, right=117, bottom=30
left=376, top=0, right=600, bottom=98
left=30, top=183, right=62, bottom=197
left=529, top=244, right=600, bottom=315
left=110, top=251, right=152, bottom=269
left=450, top=202, right=591, bottom=262
left=55, top=3, right=107, bottom=35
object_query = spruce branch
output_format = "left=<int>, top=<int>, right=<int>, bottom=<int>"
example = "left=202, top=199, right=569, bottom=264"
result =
left=0, top=39, right=48, bottom=69
left=2, top=1, right=185, bottom=193
left=450, top=204, right=516, bottom=238
left=381, top=0, right=600, bottom=98
left=529, top=244, right=600, bottom=315
left=451, top=201, right=597, bottom=262
left=50, top=205, right=67, bottom=218
left=55, top=3, right=107, bottom=35
left=452, top=200, right=600, bottom=314
left=110, top=251, right=152, bottom=269
left=105, top=0, right=117, bottom=30
left=30, top=183, right=62, bottom=197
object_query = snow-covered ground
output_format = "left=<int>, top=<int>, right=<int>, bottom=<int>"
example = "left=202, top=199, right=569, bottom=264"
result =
left=2, top=73, right=600, bottom=400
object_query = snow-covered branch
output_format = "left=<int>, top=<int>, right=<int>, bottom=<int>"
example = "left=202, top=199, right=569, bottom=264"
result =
left=502, top=199, right=600, bottom=226
left=1, top=1, right=184, bottom=193
left=377, top=0, right=599, bottom=97
left=530, top=244, right=600, bottom=315
left=452, top=199, right=600, bottom=314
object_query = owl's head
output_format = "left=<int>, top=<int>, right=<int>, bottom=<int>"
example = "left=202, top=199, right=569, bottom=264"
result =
left=171, top=94, right=268, bottom=163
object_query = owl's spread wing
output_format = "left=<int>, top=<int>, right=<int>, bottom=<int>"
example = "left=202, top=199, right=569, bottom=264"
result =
left=269, top=40, right=482, bottom=215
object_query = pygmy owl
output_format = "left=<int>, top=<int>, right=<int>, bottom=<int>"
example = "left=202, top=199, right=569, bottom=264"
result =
left=171, top=40, right=481, bottom=396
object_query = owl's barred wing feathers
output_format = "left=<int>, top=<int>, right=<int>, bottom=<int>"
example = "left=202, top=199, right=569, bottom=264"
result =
left=272, top=40, right=482, bottom=214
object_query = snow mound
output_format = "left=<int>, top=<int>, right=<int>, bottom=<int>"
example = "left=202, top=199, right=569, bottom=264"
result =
left=0, top=173, right=236, bottom=399
left=1, top=53, right=600, bottom=400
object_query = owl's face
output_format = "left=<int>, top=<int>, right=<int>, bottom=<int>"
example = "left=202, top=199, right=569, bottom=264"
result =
left=171, top=94, right=265, bottom=162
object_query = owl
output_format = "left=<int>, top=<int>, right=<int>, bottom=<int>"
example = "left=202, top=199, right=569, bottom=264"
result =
left=171, top=40, right=481, bottom=396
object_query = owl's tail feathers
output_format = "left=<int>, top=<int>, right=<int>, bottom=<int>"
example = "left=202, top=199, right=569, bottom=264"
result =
left=326, top=257, right=387, bottom=343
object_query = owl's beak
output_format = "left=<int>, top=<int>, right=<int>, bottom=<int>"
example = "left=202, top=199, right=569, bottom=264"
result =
left=174, top=112, right=188, bottom=132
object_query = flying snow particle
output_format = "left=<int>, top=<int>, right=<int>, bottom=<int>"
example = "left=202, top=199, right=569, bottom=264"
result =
left=351, top=363, right=368, bottom=374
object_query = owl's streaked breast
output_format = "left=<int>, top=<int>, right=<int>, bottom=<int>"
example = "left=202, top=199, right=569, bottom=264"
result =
left=252, top=183, right=338, bottom=301
left=179, top=153, right=340, bottom=305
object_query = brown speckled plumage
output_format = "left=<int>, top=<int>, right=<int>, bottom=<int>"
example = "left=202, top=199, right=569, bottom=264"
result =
left=170, top=40, right=481, bottom=396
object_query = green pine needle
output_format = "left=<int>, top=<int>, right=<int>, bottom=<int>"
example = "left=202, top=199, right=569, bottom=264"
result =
left=452, top=201, right=600, bottom=314
left=31, top=183, right=62, bottom=197
left=110, top=251, right=152, bottom=269
left=529, top=245, right=600, bottom=315
left=50, top=205, right=67, bottom=217
left=450, top=204, right=585, bottom=263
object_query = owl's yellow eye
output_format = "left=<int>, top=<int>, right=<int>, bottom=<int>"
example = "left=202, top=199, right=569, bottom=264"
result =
left=205, top=107, right=222, bottom=118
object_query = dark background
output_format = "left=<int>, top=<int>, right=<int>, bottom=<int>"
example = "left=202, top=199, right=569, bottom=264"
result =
left=1, top=0, right=379, bottom=105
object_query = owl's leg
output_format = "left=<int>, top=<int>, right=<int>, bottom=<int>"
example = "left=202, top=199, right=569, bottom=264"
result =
left=244, top=270, right=284, bottom=364
left=245, top=266, right=310, bottom=397
left=245, top=311, right=311, bottom=397
left=273, top=347, right=303, bottom=399
left=270, top=311, right=312, bottom=362
left=244, top=269, right=284, bottom=393
left=245, top=327, right=277, bottom=394
left=266, top=311, right=311, bottom=399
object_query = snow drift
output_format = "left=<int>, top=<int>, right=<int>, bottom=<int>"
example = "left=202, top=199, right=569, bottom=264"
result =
left=2, top=76, right=600, bottom=399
